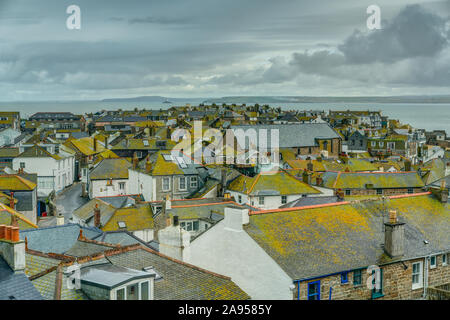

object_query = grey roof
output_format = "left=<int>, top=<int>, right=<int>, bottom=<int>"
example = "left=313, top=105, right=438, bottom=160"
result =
left=92, top=231, right=150, bottom=247
left=80, top=262, right=153, bottom=289
left=106, top=247, right=250, bottom=299
left=280, top=196, right=341, bottom=208
left=30, top=112, right=79, bottom=120
left=0, top=257, right=43, bottom=300
left=64, top=240, right=113, bottom=258
left=20, top=224, right=102, bottom=254
left=70, top=132, right=89, bottom=139
left=231, top=123, right=340, bottom=148
left=97, top=196, right=135, bottom=208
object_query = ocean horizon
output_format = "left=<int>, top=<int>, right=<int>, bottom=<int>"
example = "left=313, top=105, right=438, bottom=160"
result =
left=0, top=100, right=449, bottom=133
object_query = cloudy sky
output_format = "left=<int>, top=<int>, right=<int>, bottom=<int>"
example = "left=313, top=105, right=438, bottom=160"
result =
left=0, top=0, right=449, bottom=101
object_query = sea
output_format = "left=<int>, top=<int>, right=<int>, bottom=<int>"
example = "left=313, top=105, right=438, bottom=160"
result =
left=0, top=101, right=449, bottom=133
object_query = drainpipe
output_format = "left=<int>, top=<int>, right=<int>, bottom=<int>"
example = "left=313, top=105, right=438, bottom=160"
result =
left=423, top=256, right=429, bottom=299
left=329, top=287, right=333, bottom=300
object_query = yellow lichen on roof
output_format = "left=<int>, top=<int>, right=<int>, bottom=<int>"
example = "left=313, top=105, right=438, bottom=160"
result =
left=0, top=203, right=38, bottom=229
left=102, top=205, right=154, bottom=232
left=0, top=175, right=36, bottom=190
left=151, top=152, right=184, bottom=176
left=249, top=204, right=371, bottom=258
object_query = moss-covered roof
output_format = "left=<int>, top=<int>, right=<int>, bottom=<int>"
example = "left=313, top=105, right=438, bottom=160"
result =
left=228, top=171, right=321, bottom=196
left=0, top=175, right=36, bottom=190
left=89, top=158, right=131, bottom=180
left=102, top=205, right=154, bottom=232
left=245, top=194, right=449, bottom=280
left=321, top=171, right=424, bottom=189
left=0, top=203, right=38, bottom=229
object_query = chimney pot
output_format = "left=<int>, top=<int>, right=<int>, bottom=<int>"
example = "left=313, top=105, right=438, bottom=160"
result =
left=4, top=226, right=12, bottom=241
left=0, top=224, right=6, bottom=240
left=389, top=210, right=397, bottom=224
left=10, top=227, right=19, bottom=242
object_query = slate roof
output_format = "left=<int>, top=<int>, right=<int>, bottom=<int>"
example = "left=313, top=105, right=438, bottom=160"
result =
left=320, top=171, right=425, bottom=189
left=0, top=147, right=20, bottom=158
left=0, top=256, right=43, bottom=300
left=92, top=231, right=151, bottom=247
left=101, top=204, right=154, bottom=232
left=64, top=240, right=115, bottom=258
left=0, top=175, right=36, bottom=191
left=228, top=171, right=321, bottom=196
left=0, top=204, right=38, bottom=229
left=231, top=123, right=340, bottom=148
left=90, top=158, right=131, bottom=180
left=20, top=224, right=102, bottom=254
left=279, top=196, right=341, bottom=208
left=245, top=193, right=450, bottom=280
left=17, top=145, right=62, bottom=160
left=72, top=198, right=117, bottom=226
left=106, top=247, right=250, bottom=300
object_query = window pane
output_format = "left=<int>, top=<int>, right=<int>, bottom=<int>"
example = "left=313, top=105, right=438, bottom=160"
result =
left=127, top=284, right=138, bottom=300
left=116, top=288, right=125, bottom=300
left=141, top=282, right=149, bottom=300
left=193, top=221, right=199, bottom=231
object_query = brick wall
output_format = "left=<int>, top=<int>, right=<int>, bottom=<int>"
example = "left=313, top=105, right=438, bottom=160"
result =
left=295, top=257, right=450, bottom=300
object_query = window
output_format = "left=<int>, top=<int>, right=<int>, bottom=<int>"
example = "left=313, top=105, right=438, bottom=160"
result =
left=412, top=261, right=423, bottom=290
left=371, top=141, right=376, bottom=147
left=162, top=177, right=170, bottom=191
left=281, top=196, right=287, bottom=204
left=136, top=151, right=143, bottom=158
left=341, top=272, right=348, bottom=284
left=259, top=196, right=265, bottom=205
left=238, top=195, right=242, bottom=203
left=20, top=162, right=25, bottom=169
left=408, top=188, right=413, bottom=194
left=180, top=222, right=185, bottom=229
left=430, top=256, right=437, bottom=269
left=376, top=188, right=383, bottom=195
left=179, top=177, right=186, bottom=190
left=190, top=176, right=198, bottom=188
left=443, top=254, right=447, bottom=266
left=140, top=281, right=150, bottom=300
left=193, top=221, right=199, bottom=231
left=371, top=268, right=383, bottom=299
left=186, top=221, right=193, bottom=231
left=379, top=142, right=384, bottom=147
left=322, top=141, right=328, bottom=151
left=307, top=281, right=320, bottom=300
left=353, top=270, right=362, bottom=286
left=119, top=182, right=125, bottom=190
left=127, top=283, right=139, bottom=300
left=116, top=288, right=125, bottom=300
left=345, top=189, right=351, bottom=196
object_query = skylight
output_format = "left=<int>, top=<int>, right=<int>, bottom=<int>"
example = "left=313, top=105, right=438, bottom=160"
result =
left=117, top=221, right=126, bottom=228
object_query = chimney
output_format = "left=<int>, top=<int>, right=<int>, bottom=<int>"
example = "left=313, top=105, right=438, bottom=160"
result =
left=9, top=192, right=15, bottom=210
left=145, top=156, right=152, bottom=173
left=173, top=215, right=179, bottom=226
left=384, top=210, right=405, bottom=258
left=158, top=219, right=191, bottom=262
left=404, top=160, right=411, bottom=172
left=224, top=206, right=249, bottom=232
left=307, top=161, right=313, bottom=172
left=302, top=169, right=311, bottom=185
left=0, top=224, right=26, bottom=271
left=94, top=204, right=101, bottom=228
left=132, top=152, right=139, bottom=170
left=56, top=213, right=65, bottom=226
left=93, top=136, right=97, bottom=152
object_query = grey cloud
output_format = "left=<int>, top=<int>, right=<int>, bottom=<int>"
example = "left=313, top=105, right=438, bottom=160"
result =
left=339, top=4, right=449, bottom=64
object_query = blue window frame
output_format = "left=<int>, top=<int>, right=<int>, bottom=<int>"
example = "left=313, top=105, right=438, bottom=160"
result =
left=307, top=281, right=320, bottom=300
left=353, top=269, right=362, bottom=285
left=341, top=272, right=349, bottom=284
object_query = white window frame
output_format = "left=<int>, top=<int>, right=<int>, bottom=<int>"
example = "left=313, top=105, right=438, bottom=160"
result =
left=443, top=253, right=447, bottom=266
left=412, top=261, right=423, bottom=290
left=139, top=281, right=151, bottom=300
left=259, top=196, right=265, bottom=205
left=238, top=195, right=242, bottom=203
left=371, top=141, right=376, bottom=147
left=189, top=176, right=198, bottom=188
left=179, top=176, right=187, bottom=191
left=119, top=182, right=125, bottom=190
left=162, top=177, right=171, bottom=191
left=430, top=255, right=437, bottom=269
left=281, top=195, right=287, bottom=204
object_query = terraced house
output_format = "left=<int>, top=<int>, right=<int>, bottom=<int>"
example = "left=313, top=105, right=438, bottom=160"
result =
left=128, top=150, right=207, bottom=201
left=88, top=158, right=132, bottom=198
left=184, top=192, right=449, bottom=300
left=227, top=171, right=321, bottom=210
left=316, top=171, right=425, bottom=196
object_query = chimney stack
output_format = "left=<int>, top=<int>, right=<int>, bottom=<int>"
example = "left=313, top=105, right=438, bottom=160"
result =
left=132, top=152, right=139, bottom=169
left=158, top=217, right=191, bottom=262
left=404, top=160, right=411, bottom=172
left=94, top=204, right=101, bottom=228
left=384, top=210, right=405, bottom=258
left=9, top=192, right=15, bottom=210
left=307, top=161, right=313, bottom=172
left=93, top=136, right=97, bottom=152
left=56, top=213, right=65, bottom=226
left=0, top=224, right=26, bottom=271
left=145, top=156, right=152, bottom=173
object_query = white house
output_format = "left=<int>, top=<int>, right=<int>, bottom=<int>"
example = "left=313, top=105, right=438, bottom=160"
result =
left=88, top=158, right=132, bottom=199
left=226, top=171, right=321, bottom=210
left=12, top=144, right=75, bottom=198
